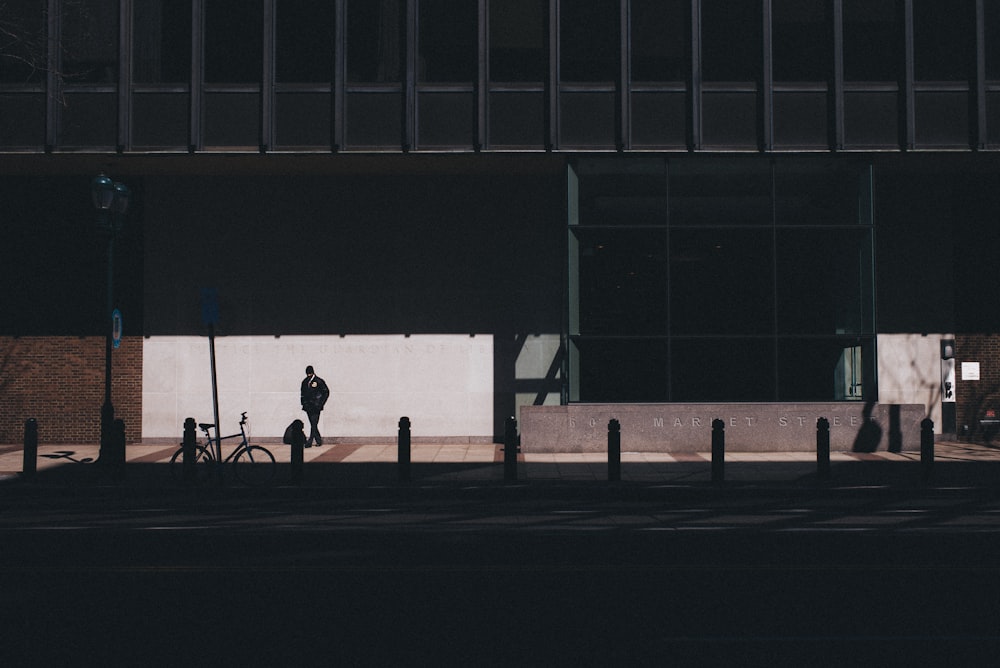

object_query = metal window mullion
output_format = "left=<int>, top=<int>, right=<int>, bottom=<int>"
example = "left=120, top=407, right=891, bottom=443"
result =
left=333, top=0, right=345, bottom=150
left=261, top=0, right=274, bottom=151
left=903, top=0, right=915, bottom=150
left=761, top=0, right=773, bottom=151
left=119, top=0, right=133, bottom=152
left=976, top=0, right=987, bottom=150
left=832, top=0, right=844, bottom=149
left=45, top=0, right=59, bottom=149
left=619, top=0, right=629, bottom=151
left=690, top=0, right=701, bottom=150
left=191, top=0, right=204, bottom=152
left=405, top=0, right=417, bottom=150
left=548, top=0, right=559, bottom=150
left=478, top=0, right=488, bottom=150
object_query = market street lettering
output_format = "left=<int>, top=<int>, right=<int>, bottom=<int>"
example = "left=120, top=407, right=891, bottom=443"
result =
left=571, top=415, right=875, bottom=429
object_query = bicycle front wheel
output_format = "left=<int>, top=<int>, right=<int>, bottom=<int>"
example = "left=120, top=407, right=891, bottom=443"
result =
left=233, top=445, right=276, bottom=486
left=169, top=444, right=214, bottom=485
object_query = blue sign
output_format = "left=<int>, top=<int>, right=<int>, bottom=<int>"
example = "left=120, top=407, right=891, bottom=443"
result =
left=112, top=309, right=123, bottom=349
left=201, top=288, right=219, bottom=325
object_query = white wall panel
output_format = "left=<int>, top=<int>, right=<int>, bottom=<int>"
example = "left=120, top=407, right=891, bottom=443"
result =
left=142, top=334, right=494, bottom=440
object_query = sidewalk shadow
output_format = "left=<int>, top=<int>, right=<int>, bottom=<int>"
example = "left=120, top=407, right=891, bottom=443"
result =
left=5, top=459, right=1000, bottom=491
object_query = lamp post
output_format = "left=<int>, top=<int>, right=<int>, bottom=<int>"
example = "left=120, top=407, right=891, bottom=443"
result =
left=92, top=174, right=130, bottom=465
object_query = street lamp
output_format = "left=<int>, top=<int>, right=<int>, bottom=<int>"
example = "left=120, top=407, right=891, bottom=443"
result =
left=91, top=173, right=130, bottom=465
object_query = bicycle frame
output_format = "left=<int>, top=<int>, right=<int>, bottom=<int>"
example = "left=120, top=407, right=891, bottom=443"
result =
left=199, top=412, right=252, bottom=463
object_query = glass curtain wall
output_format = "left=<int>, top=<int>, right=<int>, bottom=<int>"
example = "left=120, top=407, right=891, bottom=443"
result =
left=567, top=157, right=875, bottom=403
left=0, top=0, right=46, bottom=148
left=132, top=1, right=192, bottom=149
left=2, top=0, right=997, bottom=154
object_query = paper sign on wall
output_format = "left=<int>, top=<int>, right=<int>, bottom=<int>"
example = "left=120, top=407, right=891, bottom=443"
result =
left=961, top=361, right=981, bottom=380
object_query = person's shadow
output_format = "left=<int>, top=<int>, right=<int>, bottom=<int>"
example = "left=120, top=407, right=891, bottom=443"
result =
left=852, top=401, right=883, bottom=453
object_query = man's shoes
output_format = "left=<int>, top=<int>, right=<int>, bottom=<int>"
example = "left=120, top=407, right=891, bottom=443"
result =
left=315, top=438, right=323, bottom=446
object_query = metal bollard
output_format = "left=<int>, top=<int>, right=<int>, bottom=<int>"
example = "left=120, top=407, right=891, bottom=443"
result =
left=22, top=418, right=38, bottom=480
left=608, top=419, right=621, bottom=482
left=920, top=417, right=934, bottom=483
left=711, top=419, right=725, bottom=484
left=398, top=417, right=411, bottom=482
left=503, top=416, right=519, bottom=481
left=111, top=418, right=126, bottom=481
left=290, top=419, right=305, bottom=484
left=816, top=417, right=831, bottom=481
left=182, top=417, right=197, bottom=485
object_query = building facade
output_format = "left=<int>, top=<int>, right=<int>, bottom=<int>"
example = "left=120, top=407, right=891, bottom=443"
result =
left=2, top=0, right=1000, bottom=446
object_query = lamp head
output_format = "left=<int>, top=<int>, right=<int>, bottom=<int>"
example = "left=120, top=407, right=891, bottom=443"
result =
left=91, top=174, right=115, bottom=211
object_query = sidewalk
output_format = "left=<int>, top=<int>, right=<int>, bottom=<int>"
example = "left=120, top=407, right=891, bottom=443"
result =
left=2, top=440, right=999, bottom=490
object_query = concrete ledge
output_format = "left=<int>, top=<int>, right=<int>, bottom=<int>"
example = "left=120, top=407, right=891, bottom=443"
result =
left=521, top=403, right=925, bottom=453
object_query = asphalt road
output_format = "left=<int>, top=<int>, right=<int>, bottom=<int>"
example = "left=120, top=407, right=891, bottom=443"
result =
left=2, top=483, right=1000, bottom=666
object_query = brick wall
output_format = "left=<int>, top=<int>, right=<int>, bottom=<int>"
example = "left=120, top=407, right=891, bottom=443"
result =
left=955, top=333, right=1000, bottom=441
left=0, top=336, right=142, bottom=444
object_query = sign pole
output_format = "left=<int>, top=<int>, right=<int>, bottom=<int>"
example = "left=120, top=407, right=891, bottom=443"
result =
left=208, top=322, right=221, bottom=463
left=201, top=289, right=222, bottom=464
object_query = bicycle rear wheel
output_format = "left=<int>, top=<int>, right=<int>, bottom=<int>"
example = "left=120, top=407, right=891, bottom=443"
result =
left=169, top=445, right=214, bottom=485
left=233, top=445, right=276, bottom=486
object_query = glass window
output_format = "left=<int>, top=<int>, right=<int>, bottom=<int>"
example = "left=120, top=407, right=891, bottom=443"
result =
left=0, top=94, right=45, bottom=145
left=490, top=0, right=546, bottom=82
left=700, top=0, right=761, bottom=82
left=631, top=0, right=688, bottom=82
left=134, top=0, right=192, bottom=84
left=701, top=92, right=759, bottom=147
left=572, top=338, right=669, bottom=402
left=987, top=1, right=1000, bottom=80
left=276, top=93, right=331, bottom=146
left=560, top=0, right=618, bottom=82
left=0, top=0, right=46, bottom=83
left=567, top=159, right=878, bottom=403
left=915, top=91, right=969, bottom=146
left=776, top=228, right=871, bottom=335
left=843, top=0, right=900, bottom=81
left=347, top=0, right=404, bottom=83
left=276, top=1, right=335, bottom=83
left=843, top=91, right=898, bottom=146
left=574, top=158, right=668, bottom=227
left=204, top=0, right=262, bottom=83
left=671, top=338, right=775, bottom=402
left=61, top=0, right=118, bottom=83
left=773, top=92, right=828, bottom=147
left=772, top=0, right=830, bottom=82
left=419, top=0, right=476, bottom=83
left=489, top=91, right=544, bottom=146
left=631, top=92, right=687, bottom=147
left=670, top=228, right=774, bottom=335
left=777, top=338, right=873, bottom=401
left=572, top=228, right=668, bottom=336
left=59, top=93, right=116, bottom=145
left=560, top=92, right=616, bottom=147
left=669, top=160, right=772, bottom=226
left=774, top=160, right=866, bottom=226
left=913, top=0, right=974, bottom=82
left=132, top=93, right=189, bottom=147
left=346, top=92, right=402, bottom=146
left=204, top=92, right=259, bottom=145
left=417, top=92, right=473, bottom=146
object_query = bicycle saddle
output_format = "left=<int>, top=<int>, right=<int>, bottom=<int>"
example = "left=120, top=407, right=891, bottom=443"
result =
left=198, top=423, right=215, bottom=430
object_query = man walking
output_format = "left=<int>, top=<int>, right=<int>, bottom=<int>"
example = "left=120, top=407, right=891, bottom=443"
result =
left=300, top=365, right=330, bottom=447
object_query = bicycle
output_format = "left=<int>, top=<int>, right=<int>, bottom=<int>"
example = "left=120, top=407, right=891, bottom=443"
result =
left=170, top=412, right=276, bottom=486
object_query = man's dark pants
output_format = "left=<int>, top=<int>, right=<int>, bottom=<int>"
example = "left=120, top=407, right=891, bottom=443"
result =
left=305, top=409, right=322, bottom=446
